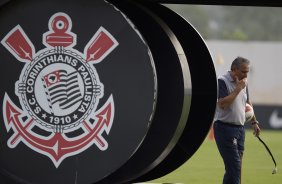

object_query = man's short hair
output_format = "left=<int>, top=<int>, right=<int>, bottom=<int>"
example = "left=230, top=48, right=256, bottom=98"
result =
left=231, top=56, right=250, bottom=70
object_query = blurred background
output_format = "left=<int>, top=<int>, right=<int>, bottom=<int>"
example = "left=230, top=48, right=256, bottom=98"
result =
left=166, top=4, right=282, bottom=130
left=149, top=4, right=282, bottom=184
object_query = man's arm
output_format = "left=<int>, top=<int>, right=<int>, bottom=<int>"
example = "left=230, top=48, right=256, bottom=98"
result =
left=218, top=77, right=247, bottom=109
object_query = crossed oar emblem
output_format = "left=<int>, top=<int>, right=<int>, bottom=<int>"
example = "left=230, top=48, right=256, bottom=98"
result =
left=1, top=12, right=117, bottom=167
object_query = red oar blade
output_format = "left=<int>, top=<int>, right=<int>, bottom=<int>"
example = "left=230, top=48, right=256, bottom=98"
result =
left=84, top=27, right=118, bottom=63
left=1, top=25, right=35, bottom=62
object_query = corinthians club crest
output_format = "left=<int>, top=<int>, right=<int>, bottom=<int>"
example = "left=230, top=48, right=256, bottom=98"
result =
left=1, top=12, right=118, bottom=167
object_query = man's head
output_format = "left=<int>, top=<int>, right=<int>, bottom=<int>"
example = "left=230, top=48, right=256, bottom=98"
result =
left=231, top=56, right=250, bottom=80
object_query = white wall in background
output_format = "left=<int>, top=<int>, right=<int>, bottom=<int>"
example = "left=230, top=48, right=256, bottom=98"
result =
left=206, top=40, right=282, bottom=105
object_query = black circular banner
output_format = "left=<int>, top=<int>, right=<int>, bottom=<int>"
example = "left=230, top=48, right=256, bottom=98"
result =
left=0, top=0, right=217, bottom=184
left=0, top=0, right=156, bottom=183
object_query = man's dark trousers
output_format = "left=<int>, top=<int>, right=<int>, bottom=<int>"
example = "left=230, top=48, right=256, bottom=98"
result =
left=214, top=120, right=245, bottom=184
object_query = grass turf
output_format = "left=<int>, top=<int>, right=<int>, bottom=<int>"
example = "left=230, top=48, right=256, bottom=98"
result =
left=148, top=130, right=282, bottom=184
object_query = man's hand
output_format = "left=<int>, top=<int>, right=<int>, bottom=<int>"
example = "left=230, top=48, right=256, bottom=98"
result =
left=235, top=76, right=247, bottom=90
left=252, top=123, right=261, bottom=137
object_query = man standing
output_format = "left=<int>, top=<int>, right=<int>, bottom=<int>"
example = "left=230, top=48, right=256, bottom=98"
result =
left=213, top=56, right=261, bottom=184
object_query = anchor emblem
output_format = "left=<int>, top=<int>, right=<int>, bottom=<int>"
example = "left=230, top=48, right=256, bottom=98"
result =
left=1, top=12, right=118, bottom=167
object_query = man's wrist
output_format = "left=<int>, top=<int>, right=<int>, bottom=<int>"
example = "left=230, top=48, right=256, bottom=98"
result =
left=251, top=121, right=259, bottom=125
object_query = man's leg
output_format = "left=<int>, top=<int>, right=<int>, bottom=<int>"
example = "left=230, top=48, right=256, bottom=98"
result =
left=238, top=127, right=245, bottom=184
left=214, top=122, right=242, bottom=184
left=221, top=145, right=241, bottom=184
left=240, top=152, right=243, bottom=184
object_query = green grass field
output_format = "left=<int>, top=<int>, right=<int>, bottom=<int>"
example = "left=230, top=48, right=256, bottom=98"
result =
left=148, top=130, right=282, bottom=184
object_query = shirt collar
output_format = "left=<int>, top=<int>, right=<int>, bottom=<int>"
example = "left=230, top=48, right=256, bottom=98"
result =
left=226, top=71, right=234, bottom=82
